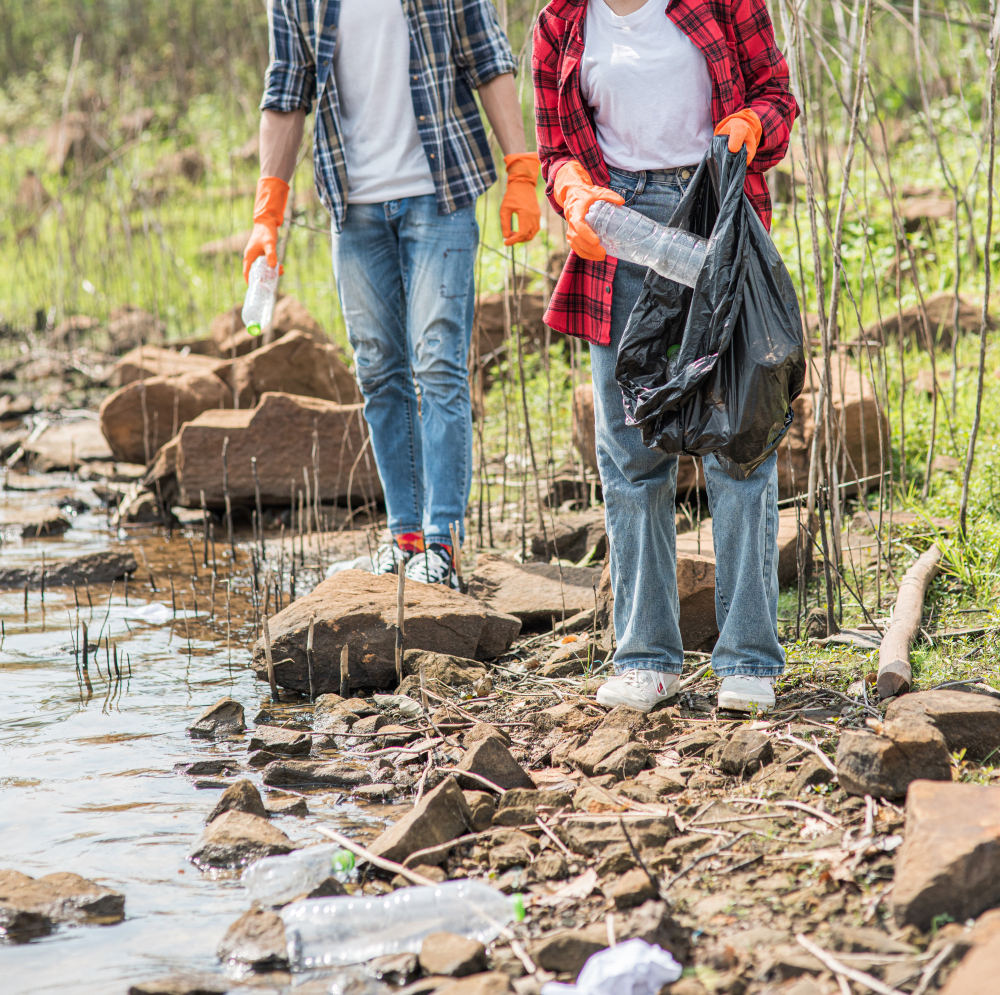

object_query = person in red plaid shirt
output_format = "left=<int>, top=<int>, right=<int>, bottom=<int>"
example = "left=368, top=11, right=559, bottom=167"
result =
left=533, top=0, right=798, bottom=713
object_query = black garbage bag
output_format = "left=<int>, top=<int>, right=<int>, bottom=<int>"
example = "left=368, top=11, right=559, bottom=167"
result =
left=615, top=136, right=805, bottom=480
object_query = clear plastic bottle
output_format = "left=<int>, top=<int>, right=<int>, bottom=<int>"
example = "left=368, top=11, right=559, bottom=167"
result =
left=242, top=846, right=355, bottom=907
left=586, top=201, right=708, bottom=288
left=281, top=880, right=526, bottom=971
left=665, top=343, right=681, bottom=379
left=242, top=255, right=280, bottom=336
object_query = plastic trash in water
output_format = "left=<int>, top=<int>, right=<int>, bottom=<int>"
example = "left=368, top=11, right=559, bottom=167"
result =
left=243, top=846, right=356, bottom=907
left=242, top=255, right=280, bottom=336
left=325, top=554, right=374, bottom=577
left=130, top=602, right=174, bottom=625
left=281, top=880, right=525, bottom=971
left=540, top=939, right=682, bottom=995
left=586, top=201, right=708, bottom=288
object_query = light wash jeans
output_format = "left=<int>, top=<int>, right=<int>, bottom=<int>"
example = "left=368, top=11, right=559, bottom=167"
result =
left=331, top=195, right=477, bottom=546
left=590, top=166, right=784, bottom=679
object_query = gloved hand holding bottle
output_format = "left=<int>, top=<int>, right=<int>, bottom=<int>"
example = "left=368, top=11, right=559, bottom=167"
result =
left=553, top=161, right=625, bottom=261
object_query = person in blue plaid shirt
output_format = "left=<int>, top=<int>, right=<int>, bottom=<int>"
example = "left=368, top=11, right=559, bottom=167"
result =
left=244, top=0, right=540, bottom=586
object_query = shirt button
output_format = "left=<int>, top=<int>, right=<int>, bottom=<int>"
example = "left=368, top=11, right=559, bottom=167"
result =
left=419, top=115, right=425, bottom=121
left=412, top=75, right=419, bottom=80
left=605, top=286, right=611, bottom=293
left=429, top=153, right=435, bottom=159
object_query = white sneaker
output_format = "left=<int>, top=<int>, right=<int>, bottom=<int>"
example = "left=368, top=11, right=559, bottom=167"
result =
left=372, top=543, right=413, bottom=576
left=405, top=543, right=460, bottom=588
left=596, top=669, right=680, bottom=713
left=718, top=675, right=776, bottom=712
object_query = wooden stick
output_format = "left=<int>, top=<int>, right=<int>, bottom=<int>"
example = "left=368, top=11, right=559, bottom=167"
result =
left=795, top=934, right=905, bottom=995
left=262, top=614, right=279, bottom=703
left=339, top=642, right=349, bottom=700
left=395, top=566, right=405, bottom=687
left=201, top=489, right=209, bottom=568
left=306, top=613, right=316, bottom=703
left=878, top=544, right=941, bottom=699
left=314, top=825, right=439, bottom=886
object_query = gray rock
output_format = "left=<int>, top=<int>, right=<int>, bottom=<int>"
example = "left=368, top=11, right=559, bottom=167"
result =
left=261, top=760, right=372, bottom=788
left=531, top=853, right=569, bottom=881
left=836, top=722, right=951, bottom=799
left=265, top=795, right=309, bottom=817
left=419, top=932, right=488, bottom=977
left=455, top=737, right=534, bottom=791
left=675, top=729, right=721, bottom=756
left=567, top=706, right=647, bottom=776
left=174, top=759, right=238, bottom=777
left=0, top=550, right=137, bottom=589
left=248, top=724, right=312, bottom=756
left=492, top=789, right=572, bottom=827
left=886, top=689, right=1000, bottom=760
left=187, top=698, right=246, bottom=739
left=188, top=810, right=294, bottom=868
left=206, top=779, right=268, bottom=823
left=217, top=907, right=288, bottom=970
left=719, top=728, right=775, bottom=777
left=593, top=743, right=651, bottom=780
left=368, top=777, right=472, bottom=865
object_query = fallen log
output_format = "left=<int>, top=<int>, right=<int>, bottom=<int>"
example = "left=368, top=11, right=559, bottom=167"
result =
left=877, top=544, right=942, bottom=699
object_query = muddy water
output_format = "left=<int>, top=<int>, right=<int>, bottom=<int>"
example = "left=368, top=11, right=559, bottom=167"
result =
left=0, top=476, right=390, bottom=994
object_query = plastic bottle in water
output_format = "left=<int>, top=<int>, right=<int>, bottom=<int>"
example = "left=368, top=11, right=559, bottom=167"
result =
left=242, top=846, right=355, bottom=907
left=586, top=201, right=708, bottom=288
left=242, top=255, right=280, bottom=336
left=281, top=880, right=526, bottom=971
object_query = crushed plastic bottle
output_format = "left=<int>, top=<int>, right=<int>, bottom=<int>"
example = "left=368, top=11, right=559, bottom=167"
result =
left=242, top=846, right=355, bottom=907
left=242, top=255, right=280, bottom=336
left=665, top=343, right=681, bottom=379
left=281, top=880, right=525, bottom=971
left=541, top=938, right=682, bottom=995
left=586, top=201, right=708, bottom=288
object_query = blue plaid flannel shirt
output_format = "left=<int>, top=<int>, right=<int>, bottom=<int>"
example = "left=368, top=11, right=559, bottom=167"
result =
left=262, top=0, right=517, bottom=231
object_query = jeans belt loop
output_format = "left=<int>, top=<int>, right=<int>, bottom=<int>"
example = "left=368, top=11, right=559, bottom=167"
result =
left=634, top=170, right=647, bottom=199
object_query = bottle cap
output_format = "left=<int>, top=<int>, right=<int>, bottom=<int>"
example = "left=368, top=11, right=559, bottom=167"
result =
left=511, top=893, right=526, bottom=922
left=247, top=322, right=262, bottom=336
left=666, top=344, right=681, bottom=359
left=331, top=850, right=355, bottom=872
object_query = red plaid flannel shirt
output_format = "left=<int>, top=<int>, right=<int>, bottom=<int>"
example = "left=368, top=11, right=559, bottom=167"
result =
left=533, top=0, right=799, bottom=345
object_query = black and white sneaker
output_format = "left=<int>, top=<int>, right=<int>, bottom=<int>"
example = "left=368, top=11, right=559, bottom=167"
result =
left=372, top=542, right=413, bottom=576
left=405, top=542, right=459, bottom=587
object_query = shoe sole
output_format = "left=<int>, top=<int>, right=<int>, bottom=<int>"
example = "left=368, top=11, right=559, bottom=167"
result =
left=717, top=692, right=775, bottom=712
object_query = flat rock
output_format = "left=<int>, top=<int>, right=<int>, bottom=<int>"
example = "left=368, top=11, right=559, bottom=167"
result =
left=434, top=972, right=513, bottom=995
left=0, top=549, right=137, bottom=589
left=187, top=810, right=294, bottom=868
left=261, top=760, right=372, bottom=788
left=554, top=816, right=676, bottom=856
left=492, top=788, right=572, bottom=827
left=248, top=724, right=312, bottom=756
left=419, top=932, right=488, bottom=977
left=886, top=689, right=1000, bottom=760
left=187, top=697, right=246, bottom=739
left=719, top=729, right=774, bottom=777
left=465, top=555, right=603, bottom=625
left=836, top=723, right=951, bottom=798
left=456, top=737, right=534, bottom=791
left=567, top=706, right=647, bottom=775
left=0, top=869, right=124, bottom=928
left=250, top=570, right=520, bottom=693
left=264, top=795, right=309, bottom=817
left=593, top=742, right=650, bottom=780
left=217, top=907, right=288, bottom=970
left=111, top=345, right=230, bottom=387
left=206, top=779, right=268, bottom=823
left=404, top=648, right=487, bottom=688
left=368, top=777, right=472, bottom=865
left=26, top=418, right=114, bottom=471
left=894, top=781, right=1000, bottom=929
left=127, top=974, right=231, bottom=995
left=0, top=506, right=71, bottom=537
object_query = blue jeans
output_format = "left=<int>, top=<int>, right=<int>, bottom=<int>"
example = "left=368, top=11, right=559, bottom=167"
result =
left=331, top=195, right=477, bottom=546
left=590, top=167, right=784, bottom=679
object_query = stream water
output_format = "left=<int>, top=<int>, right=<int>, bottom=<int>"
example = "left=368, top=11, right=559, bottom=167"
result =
left=0, top=474, right=392, bottom=994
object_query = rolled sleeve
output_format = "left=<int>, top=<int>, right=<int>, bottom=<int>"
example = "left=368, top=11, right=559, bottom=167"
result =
left=451, top=0, right=518, bottom=89
left=260, top=0, right=316, bottom=112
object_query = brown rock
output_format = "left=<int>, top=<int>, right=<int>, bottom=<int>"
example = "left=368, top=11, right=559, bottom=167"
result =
left=435, top=972, right=513, bottom=995
left=210, top=295, right=331, bottom=354
left=404, top=649, right=488, bottom=688
left=530, top=923, right=607, bottom=974
left=567, top=706, right=647, bottom=776
left=593, top=743, right=651, bottom=780
left=791, top=756, right=834, bottom=795
left=368, top=952, right=419, bottom=985
left=488, top=831, right=540, bottom=871
left=351, top=714, right=387, bottom=735
left=456, top=738, right=534, bottom=791
left=110, top=345, right=230, bottom=388
left=0, top=550, right=137, bottom=589
left=603, top=867, right=657, bottom=910
left=886, top=689, right=1000, bottom=761
left=0, top=507, right=71, bottom=538
left=250, top=570, right=520, bottom=693
left=264, top=795, right=309, bottom=817
left=419, top=932, right=488, bottom=977
left=464, top=791, right=496, bottom=831
left=530, top=509, right=608, bottom=564
left=217, top=907, right=287, bottom=970
left=533, top=853, right=569, bottom=881
left=368, top=777, right=472, bottom=864
left=0, top=869, right=125, bottom=926
left=869, top=291, right=993, bottom=351
left=127, top=973, right=231, bottom=995
left=894, top=781, right=1000, bottom=929
left=941, top=928, right=1000, bottom=995
left=465, top=556, right=603, bottom=625
left=492, top=788, right=572, bottom=827
left=188, top=810, right=295, bottom=868
left=463, top=723, right=511, bottom=749
left=248, top=725, right=312, bottom=756
left=187, top=698, right=246, bottom=739
left=719, top=728, right=774, bottom=777
left=206, top=779, right=268, bottom=823
left=100, top=372, right=232, bottom=465
left=25, top=419, right=114, bottom=472
left=836, top=723, right=951, bottom=799
left=261, top=760, right=372, bottom=788
left=555, top=816, right=675, bottom=856
left=171, top=391, right=380, bottom=508
left=675, top=730, right=721, bottom=756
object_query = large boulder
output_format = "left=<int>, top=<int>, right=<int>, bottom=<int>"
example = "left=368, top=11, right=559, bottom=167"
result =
left=250, top=570, right=521, bottom=692
left=110, top=345, right=230, bottom=388
left=885, top=690, right=1000, bottom=761
left=210, top=295, right=330, bottom=356
left=836, top=721, right=951, bottom=799
left=100, top=372, right=232, bottom=465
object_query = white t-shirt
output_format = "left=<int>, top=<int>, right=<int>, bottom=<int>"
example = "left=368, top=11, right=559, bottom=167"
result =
left=333, top=0, right=436, bottom=203
left=580, top=0, right=715, bottom=172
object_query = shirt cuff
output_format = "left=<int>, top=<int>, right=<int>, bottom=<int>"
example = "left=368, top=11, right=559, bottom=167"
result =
left=466, top=53, right=518, bottom=90
left=260, top=62, right=316, bottom=113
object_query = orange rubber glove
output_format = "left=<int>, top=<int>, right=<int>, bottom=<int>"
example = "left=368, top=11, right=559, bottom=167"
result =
left=714, top=108, right=763, bottom=165
left=500, top=153, right=542, bottom=246
left=552, top=161, right=625, bottom=262
left=243, top=176, right=289, bottom=283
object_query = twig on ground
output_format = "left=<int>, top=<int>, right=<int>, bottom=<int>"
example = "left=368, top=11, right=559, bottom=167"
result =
left=314, top=825, right=438, bottom=886
left=795, top=934, right=906, bottom=995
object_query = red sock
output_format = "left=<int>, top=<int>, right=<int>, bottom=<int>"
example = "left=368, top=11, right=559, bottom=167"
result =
left=395, top=531, right=425, bottom=554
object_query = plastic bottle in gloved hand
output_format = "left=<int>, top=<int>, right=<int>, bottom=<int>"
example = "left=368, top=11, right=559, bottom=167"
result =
left=242, top=256, right=280, bottom=336
left=585, top=201, right=708, bottom=288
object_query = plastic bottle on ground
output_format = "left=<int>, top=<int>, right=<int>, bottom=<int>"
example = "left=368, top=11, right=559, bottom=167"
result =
left=242, top=255, right=280, bottom=336
left=281, top=880, right=526, bottom=971
left=586, top=201, right=707, bottom=288
left=242, top=846, right=355, bottom=907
